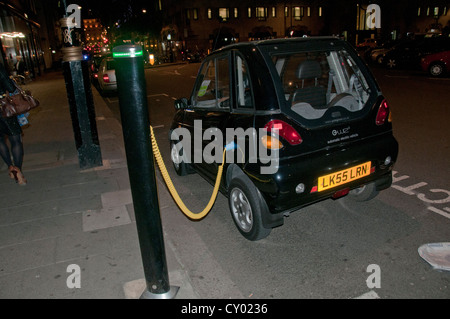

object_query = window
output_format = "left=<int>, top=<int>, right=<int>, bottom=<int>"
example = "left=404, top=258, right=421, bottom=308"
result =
left=193, top=56, right=230, bottom=109
left=193, top=8, right=198, bottom=20
left=256, top=7, right=267, bottom=20
left=235, top=55, right=253, bottom=108
left=271, top=49, right=371, bottom=127
left=293, top=7, right=304, bottom=20
left=418, top=7, right=421, bottom=16
left=234, top=7, right=239, bottom=18
left=272, top=7, right=276, bottom=18
left=248, top=7, right=252, bottom=18
left=217, top=57, right=230, bottom=108
left=207, top=8, right=212, bottom=19
left=219, top=8, right=230, bottom=21
left=285, top=6, right=289, bottom=17
left=319, top=7, right=323, bottom=17
left=307, top=7, right=311, bottom=17
left=434, top=7, right=439, bottom=16
left=194, top=59, right=216, bottom=108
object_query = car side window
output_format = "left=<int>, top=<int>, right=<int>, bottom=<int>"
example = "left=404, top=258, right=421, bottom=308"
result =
left=216, top=57, right=230, bottom=108
left=194, top=59, right=216, bottom=108
left=193, top=55, right=230, bottom=109
left=235, top=54, right=253, bottom=109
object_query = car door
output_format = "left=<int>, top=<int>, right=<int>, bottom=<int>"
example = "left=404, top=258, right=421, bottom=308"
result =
left=184, top=52, right=232, bottom=182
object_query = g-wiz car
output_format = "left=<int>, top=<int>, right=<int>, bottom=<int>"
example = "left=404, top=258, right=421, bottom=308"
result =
left=170, top=37, right=398, bottom=241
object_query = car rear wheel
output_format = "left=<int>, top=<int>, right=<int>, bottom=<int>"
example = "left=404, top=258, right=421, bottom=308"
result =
left=349, top=182, right=378, bottom=202
left=228, top=175, right=271, bottom=241
left=429, top=62, right=445, bottom=77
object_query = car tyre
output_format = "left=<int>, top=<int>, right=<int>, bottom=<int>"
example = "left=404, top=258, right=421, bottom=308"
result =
left=170, top=141, right=188, bottom=176
left=349, top=182, right=379, bottom=202
left=429, top=62, right=445, bottom=77
left=228, top=175, right=271, bottom=241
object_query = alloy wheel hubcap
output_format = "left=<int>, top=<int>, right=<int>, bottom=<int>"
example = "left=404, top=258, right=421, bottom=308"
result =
left=230, top=188, right=253, bottom=232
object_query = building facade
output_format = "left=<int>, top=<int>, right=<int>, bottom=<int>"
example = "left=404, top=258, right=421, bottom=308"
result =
left=0, top=0, right=44, bottom=77
left=159, top=0, right=450, bottom=56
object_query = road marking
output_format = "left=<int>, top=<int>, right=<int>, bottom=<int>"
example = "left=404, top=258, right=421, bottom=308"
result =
left=392, top=182, right=428, bottom=195
left=392, top=171, right=450, bottom=220
left=354, top=290, right=380, bottom=299
left=427, top=206, right=450, bottom=219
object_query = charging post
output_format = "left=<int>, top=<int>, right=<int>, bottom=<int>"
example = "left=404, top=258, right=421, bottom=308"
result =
left=113, top=45, right=179, bottom=299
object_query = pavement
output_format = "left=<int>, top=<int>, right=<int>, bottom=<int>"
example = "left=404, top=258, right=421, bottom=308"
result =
left=0, top=69, right=200, bottom=299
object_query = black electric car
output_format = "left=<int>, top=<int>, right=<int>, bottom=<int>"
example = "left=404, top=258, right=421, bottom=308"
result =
left=170, top=37, right=398, bottom=241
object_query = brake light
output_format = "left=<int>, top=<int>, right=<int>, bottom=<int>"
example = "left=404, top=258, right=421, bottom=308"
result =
left=103, top=74, right=110, bottom=83
left=376, top=99, right=390, bottom=125
left=264, top=120, right=302, bottom=145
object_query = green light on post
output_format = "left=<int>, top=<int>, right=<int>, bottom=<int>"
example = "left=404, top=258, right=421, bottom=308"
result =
left=113, top=50, right=144, bottom=58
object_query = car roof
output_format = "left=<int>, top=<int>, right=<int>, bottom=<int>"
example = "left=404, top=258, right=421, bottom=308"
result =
left=212, top=36, right=342, bottom=54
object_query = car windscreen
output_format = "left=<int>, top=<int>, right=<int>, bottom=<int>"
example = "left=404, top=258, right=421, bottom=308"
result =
left=270, top=47, right=375, bottom=128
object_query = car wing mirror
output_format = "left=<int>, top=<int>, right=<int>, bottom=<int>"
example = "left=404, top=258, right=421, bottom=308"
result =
left=174, top=97, right=188, bottom=110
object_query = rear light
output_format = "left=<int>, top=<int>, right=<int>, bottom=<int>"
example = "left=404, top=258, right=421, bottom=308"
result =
left=376, top=99, right=390, bottom=125
left=94, top=74, right=98, bottom=78
left=264, top=120, right=303, bottom=146
left=103, top=74, right=110, bottom=83
left=261, top=135, right=283, bottom=150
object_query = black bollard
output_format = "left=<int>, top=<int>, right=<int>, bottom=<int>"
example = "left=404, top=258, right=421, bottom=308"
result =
left=113, top=45, right=179, bottom=299
left=61, top=17, right=102, bottom=169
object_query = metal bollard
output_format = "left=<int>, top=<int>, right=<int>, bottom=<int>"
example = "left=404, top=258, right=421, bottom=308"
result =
left=113, top=45, right=179, bottom=299
left=61, top=16, right=102, bottom=170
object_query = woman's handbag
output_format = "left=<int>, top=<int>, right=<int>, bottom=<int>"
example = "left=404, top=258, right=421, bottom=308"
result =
left=0, top=82, right=40, bottom=118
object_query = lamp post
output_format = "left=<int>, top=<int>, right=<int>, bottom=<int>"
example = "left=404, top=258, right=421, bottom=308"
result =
left=60, top=8, right=102, bottom=169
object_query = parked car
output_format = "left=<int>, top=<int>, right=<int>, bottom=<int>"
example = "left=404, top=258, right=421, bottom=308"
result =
left=382, top=37, right=450, bottom=69
left=89, top=54, right=106, bottom=86
left=169, top=37, right=398, bottom=241
left=357, top=38, right=378, bottom=49
left=369, top=40, right=400, bottom=64
left=97, top=56, right=117, bottom=94
left=421, top=50, right=450, bottom=77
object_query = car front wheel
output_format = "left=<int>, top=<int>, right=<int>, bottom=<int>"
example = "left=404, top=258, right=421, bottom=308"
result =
left=429, top=62, right=445, bottom=77
left=228, top=175, right=271, bottom=241
left=170, top=141, right=188, bottom=176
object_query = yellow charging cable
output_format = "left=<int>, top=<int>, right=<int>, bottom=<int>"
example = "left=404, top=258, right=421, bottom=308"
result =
left=150, top=125, right=226, bottom=220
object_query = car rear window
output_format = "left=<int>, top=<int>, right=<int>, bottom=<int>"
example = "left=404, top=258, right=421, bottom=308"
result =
left=270, top=48, right=374, bottom=128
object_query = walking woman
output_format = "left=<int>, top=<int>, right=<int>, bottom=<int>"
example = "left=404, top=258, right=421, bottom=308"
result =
left=0, top=62, right=26, bottom=185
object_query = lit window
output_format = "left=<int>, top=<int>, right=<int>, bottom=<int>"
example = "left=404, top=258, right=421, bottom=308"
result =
left=219, top=8, right=229, bottom=21
left=418, top=7, right=421, bottom=16
left=434, top=7, right=439, bottom=16
left=256, top=7, right=267, bottom=20
left=207, top=8, right=212, bottom=19
left=427, top=7, right=430, bottom=16
left=319, top=7, right=323, bottom=17
left=272, top=7, right=276, bottom=18
left=293, top=7, right=304, bottom=20
left=234, top=8, right=238, bottom=18
left=248, top=7, right=252, bottom=18
left=193, top=8, right=198, bottom=20
left=307, top=7, right=311, bottom=17
left=285, top=6, right=289, bottom=17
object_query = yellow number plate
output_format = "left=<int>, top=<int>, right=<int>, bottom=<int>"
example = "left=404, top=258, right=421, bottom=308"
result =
left=318, top=162, right=371, bottom=192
